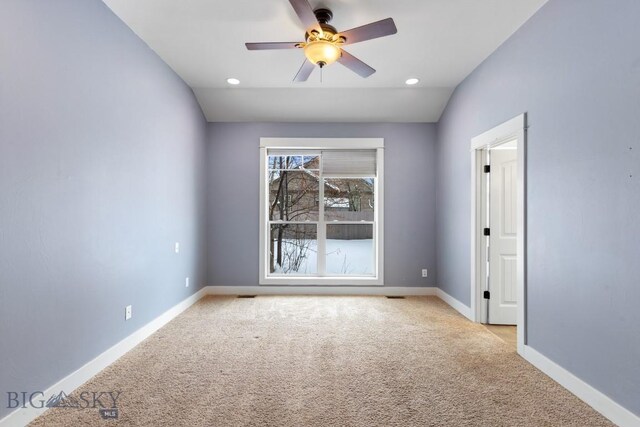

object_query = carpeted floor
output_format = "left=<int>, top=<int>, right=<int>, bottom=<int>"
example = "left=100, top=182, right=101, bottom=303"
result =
left=31, top=296, right=613, bottom=426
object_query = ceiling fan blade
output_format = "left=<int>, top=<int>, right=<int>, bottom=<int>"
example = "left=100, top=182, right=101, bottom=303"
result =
left=289, top=0, right=322, bottom=34
left=245, top=42, right=302, bottom=50
left=293, top=59, right=316, bottom=82
left=337, top=50, right=376, bottom=78
left=338, top=18, right=397, bottom=45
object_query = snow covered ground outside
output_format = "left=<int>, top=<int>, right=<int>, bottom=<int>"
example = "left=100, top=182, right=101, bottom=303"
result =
left=272, top=239, right=374, bottom=276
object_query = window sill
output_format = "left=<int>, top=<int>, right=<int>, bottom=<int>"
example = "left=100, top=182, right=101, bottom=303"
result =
left=259, top=276, right=383, bottom=286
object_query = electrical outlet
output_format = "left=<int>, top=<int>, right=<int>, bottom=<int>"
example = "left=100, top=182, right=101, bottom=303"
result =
left=421, top=269, right=428, bottom=278
left=125, top=305, right=132, bottom=321
left=174, top=242, right=180, bottom=254
left=185, top=277, right=189, bottom=288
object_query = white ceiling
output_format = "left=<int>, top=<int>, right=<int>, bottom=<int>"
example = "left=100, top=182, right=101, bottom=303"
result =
left=102, top=0, right=547, bottom=122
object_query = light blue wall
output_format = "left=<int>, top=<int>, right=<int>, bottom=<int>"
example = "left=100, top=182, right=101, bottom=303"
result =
left=2, top=0, right=638, bottom=421
left=206, top=123, right=438, bottom=287
left=436, top=0, right=640, bottom=416
left=0, top=0, right=207, bottom=419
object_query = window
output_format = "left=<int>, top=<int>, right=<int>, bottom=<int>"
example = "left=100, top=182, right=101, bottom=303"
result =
left=259, top=138, right=384, bottom=285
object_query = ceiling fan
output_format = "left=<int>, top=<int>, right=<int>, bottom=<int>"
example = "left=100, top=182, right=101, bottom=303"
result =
left=246, top=0, right=397, bottom=82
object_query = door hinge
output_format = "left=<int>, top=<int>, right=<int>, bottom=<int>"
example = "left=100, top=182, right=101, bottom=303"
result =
left=483, top=165, right=491, bottom=173
left=483, top=228, right=490, bottom=236
left=483, top=290, right=491, bottom=299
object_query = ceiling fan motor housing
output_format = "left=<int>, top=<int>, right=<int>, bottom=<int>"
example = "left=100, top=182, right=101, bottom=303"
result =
left=314, top=8, right=333, bottom=24
left=306, top=23, right=338, bottom=39
left=305, top=9, right=339, bottom=38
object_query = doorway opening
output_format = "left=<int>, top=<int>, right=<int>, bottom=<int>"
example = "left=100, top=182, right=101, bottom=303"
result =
left=470, top=114, right=527, bottom=354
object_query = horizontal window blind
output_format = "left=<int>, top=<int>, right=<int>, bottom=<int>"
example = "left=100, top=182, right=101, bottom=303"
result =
left=321, top=150, right=377, bottom=177
left=267, top=149, right=320, bottom=157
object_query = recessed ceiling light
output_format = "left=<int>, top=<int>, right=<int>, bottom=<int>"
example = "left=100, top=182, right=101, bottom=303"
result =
left=226, top=78, right=240, bottom=85
left=405, top=78, right=420, bottom=85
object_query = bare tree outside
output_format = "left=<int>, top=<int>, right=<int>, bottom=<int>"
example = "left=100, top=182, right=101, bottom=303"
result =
left=268, top=155, right=319, bottom=274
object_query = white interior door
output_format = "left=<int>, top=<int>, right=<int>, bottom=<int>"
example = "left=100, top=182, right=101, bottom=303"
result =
left=488, top=144, right=518, bottom=324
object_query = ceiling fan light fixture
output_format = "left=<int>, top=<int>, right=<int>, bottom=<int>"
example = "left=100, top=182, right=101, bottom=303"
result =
left=405, top=78, right=420, bottom=85
left=246, top=2, right=397, bottom=81
left=304, top=40, right=341, bottom=67
left=226, top=78, right=240, bottom=85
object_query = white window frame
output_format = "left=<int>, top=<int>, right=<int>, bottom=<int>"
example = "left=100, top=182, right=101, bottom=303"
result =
left=259, top=138, right=384, bottom=286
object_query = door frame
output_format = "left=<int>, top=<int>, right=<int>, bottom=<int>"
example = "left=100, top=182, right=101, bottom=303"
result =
left=470, top=113, right=527, bottom=354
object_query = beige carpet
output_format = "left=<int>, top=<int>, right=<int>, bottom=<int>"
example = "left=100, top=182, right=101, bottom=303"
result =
left=31, top=296, right=612, bottom=426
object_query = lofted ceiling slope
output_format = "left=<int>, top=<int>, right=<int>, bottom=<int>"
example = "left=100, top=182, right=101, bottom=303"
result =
left=103, top=0, right=547, bottom=122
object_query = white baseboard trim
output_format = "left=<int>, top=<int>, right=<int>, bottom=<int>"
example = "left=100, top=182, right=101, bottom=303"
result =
left=205, top=285, right=438, bottom=297
left=435, top=288, right=473, bottom=320
left=521, top=345, right=639, bottom=427
left=432, top=288, right=638, bottom=426
left=0, top=287, right=208, bottom=427
left=5, top=286, right=635, bottom=427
